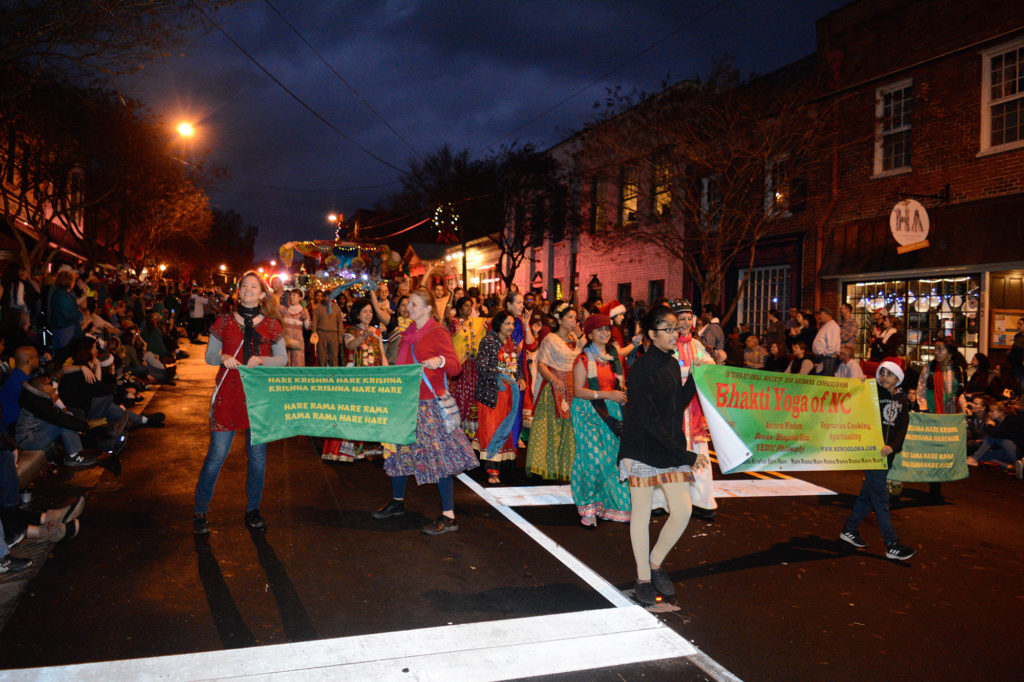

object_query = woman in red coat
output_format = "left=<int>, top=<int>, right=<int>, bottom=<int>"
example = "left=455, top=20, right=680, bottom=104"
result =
left=371, top=288, right=478, bottom=534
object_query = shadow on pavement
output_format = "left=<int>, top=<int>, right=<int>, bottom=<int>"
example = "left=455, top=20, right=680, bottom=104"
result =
left=422, top=582, right=608, bottom=615
left=193, top=535, right=256, bottom=649
left=247, top=528, right=318, bottom=642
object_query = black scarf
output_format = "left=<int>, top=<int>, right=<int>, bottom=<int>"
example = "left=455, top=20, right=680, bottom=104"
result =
left=237, top=304, right=262, bottom=362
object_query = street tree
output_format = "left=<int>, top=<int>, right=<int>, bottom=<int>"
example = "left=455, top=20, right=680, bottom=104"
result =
left=0, top=0, right=239, bottom=98
left=574, top=59, right=828, bottom=322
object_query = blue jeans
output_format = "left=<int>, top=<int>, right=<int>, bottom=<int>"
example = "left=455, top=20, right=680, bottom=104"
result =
left=88, top=395, right=143, bottom=427
left=844, top=469, right=898, bottom=547
left=194, top=430, right=266, bottom=515
left=973, top=436, right=1017, bottom=466
left=19, top=421, right=84, bottom=456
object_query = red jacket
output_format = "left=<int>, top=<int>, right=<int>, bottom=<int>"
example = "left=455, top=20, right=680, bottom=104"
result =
left=400, top=319, right=462, bottom=399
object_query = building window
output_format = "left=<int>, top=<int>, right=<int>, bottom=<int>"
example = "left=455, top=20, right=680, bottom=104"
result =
left=650, top=151, right=671, bottom=217
left=619, top=165, right=639, bottom=226
left=981, top=38, right=1024, bottom=153
left=617, top=282, right=632, bottom=305
left=648, top=279, right=665, bottom=304
left=764, top=157, right=807, bottom=217
left=875, top=79, right=912, bottom=174
left=699, top=175, right=720, bottom=231
left=590, top=176, right=606, bottom=232
left=843, top=274, right=981, bottom=365
left=737, top=265, right=790, bottom=338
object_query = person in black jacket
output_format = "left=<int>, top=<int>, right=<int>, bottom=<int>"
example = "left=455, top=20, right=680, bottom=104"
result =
left=839, top=360, right=915, bottom=560
left=618, top=305, right=707, bottom=605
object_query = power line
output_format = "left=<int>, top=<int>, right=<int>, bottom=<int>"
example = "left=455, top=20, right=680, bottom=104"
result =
left=475, top=0, right=729, bottom=154
left=262, top=0, right=424, bottom=163
left=190, top=1, right=408, bottom=175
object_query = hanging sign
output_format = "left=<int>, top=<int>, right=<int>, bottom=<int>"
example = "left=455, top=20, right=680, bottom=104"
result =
left=890, top=199, right=930, bottom=253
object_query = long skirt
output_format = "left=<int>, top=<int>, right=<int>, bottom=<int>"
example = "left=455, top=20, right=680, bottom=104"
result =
left=385, top=399, right=479, bottom=484
left=477, top=388, right=516, bottom=465
left=449, top=357, right=479, bottom=440
left=569, top=398, right=630, bottom=522
left=322, top=437, right=382, bottom=462
left=524, top=384, right=576, bottom=480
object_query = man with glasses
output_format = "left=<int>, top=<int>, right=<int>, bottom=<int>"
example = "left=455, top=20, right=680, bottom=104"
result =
left=670, top=300, right=718, bottom=521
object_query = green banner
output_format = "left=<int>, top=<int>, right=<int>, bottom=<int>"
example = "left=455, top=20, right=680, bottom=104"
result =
left=888, top=413, right=968, bottom=482
left=692, top=365, right=886, bottom=473
left=238, top=365, right=423, bottom=446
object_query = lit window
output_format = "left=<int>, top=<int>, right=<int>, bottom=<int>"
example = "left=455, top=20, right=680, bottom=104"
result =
left=619, top=165, right=639, bottom=226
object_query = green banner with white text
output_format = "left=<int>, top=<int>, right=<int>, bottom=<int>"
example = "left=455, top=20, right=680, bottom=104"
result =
left=238, top=365, right=422, bottom=446
left=692, top=364, right=886, bottom=473
left=888, top=413, right=968, bottom=482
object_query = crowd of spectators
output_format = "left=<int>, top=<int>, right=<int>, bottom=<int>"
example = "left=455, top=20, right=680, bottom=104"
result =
left=0, top=262, right=173, bottom=574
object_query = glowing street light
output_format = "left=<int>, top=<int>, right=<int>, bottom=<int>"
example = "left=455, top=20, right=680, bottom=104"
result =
left=327, top=213, right=338, bottom=223
left=270, top=260, right=277, bottom=267
left=176, top=121, right=196, bottom=138
left=219, top=264, right=226, bottom=272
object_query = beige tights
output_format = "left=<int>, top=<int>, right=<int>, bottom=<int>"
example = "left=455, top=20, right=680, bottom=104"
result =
left=628, top=481, right=692, bottom=581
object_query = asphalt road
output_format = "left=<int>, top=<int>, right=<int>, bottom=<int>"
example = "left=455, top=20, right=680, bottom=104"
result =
left=0, top=345, right=1020, bottom=680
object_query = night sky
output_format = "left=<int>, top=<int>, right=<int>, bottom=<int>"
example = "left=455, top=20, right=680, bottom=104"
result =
left=120, top=0, right=850, bottom=259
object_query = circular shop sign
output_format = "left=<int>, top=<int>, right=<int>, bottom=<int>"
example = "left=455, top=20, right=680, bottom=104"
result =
left=889, top=199, right=930, bottom=246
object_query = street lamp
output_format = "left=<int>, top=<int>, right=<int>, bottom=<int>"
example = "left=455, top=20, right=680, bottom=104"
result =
left=177, top=122, right=196, bottom=138
left=219, top=264, right=226, bottom=272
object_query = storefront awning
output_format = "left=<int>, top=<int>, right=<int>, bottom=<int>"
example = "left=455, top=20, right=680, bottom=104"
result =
left=820, top=193, right=1024, bottom=278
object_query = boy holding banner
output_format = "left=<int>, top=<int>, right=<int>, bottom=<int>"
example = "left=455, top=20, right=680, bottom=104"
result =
left=839, top=361, right=916, bottom=560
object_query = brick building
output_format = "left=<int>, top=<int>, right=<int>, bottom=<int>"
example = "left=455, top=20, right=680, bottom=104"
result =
left=514, top=0, right=1024, bottom=368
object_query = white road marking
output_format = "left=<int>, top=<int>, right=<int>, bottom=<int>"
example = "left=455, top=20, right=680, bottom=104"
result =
left=486, top=478, right=835, bottom=507
left=457, top=473, right=742, bottom=681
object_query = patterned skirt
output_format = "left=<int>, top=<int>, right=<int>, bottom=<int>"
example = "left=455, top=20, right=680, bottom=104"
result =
left=321, top=437, right=382, bottom=462
left=449, top=357, right=479, bottom=440
left=384, top=399, right=479, bottom=484
left=618, top=458, right=695, bottom=487
left=569, top=398, right=630, bottom=522
left=477, top=383, right=517, bottom=464
left=524, top=383, right=576, bottom=481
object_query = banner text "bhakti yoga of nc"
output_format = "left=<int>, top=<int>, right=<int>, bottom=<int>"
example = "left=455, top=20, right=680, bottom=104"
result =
left=692, top=365, right=886, bottom=474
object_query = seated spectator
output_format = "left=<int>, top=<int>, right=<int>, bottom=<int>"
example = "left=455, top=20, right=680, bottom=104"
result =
left=972, top=400, right=1024, bottom=475
left=15, top=375, right=99, bottom=467
left=784, top=341, right=814, bottom=375
left=965, top=353, right=1005, bottom=401
left=763, top=342, right=790, bottom=372
left=59, top=337, right=164, bottom=431
left=1, top=345, right=40, bottom=433
left=0, top=443, right=84, bottom=545
left=965, top=395, right=988, bottom=457
left=836, top=344, right=865, bottom=379
left=743, top=333, right=767, bottom=369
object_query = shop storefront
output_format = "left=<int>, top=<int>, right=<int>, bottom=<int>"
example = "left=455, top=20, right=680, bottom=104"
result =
left=842, top=273, right=981, bottom=364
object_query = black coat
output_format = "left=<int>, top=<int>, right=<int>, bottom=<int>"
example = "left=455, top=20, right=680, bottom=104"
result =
left=618, top=345, right=698, bottom=469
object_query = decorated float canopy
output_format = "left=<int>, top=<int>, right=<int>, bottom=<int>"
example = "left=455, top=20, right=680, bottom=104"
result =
left=277, top=239, right=403, bottom=297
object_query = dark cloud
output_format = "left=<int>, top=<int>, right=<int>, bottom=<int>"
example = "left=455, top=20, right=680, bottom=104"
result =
left=121, top=0, right=848, bottom=257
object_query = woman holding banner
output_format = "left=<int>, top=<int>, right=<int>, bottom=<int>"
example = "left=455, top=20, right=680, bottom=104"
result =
left=372, top=288, right=478, bottom=535
left=569, top=313, right=630, bottom=526
left=475, top=311, right=522, bottom=484
left=193, top=271, right=287, bottom=535
left=618, top=305, right=708, bottom=606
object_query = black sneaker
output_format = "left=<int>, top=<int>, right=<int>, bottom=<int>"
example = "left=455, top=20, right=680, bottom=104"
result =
left=634, top=581, right=658, bottom=606
left=650, top=569, right=675, bottom=597
left=371, top=499, right=406, bottom=519
left=839, top=530, right=868, bottom=548
left=193, top=514, right=210, bottom=535
left=5, top=530, right=25, bottom=548
left=144, top=412, right=166, bottom=427
left=0, top=555, right=33, bottom=574
left=691, top=506, right=717, bottom=521
left=244, top=509, right=267, bottom=530
left=421, top=516, right=458, bottom=535
left=886, top=543, right=915, bottom=561
left=63, top=451, right=98, bottom=468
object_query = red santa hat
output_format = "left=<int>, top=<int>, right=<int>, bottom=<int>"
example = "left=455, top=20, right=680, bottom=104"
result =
left=601, top=299, right=626, bottom=319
